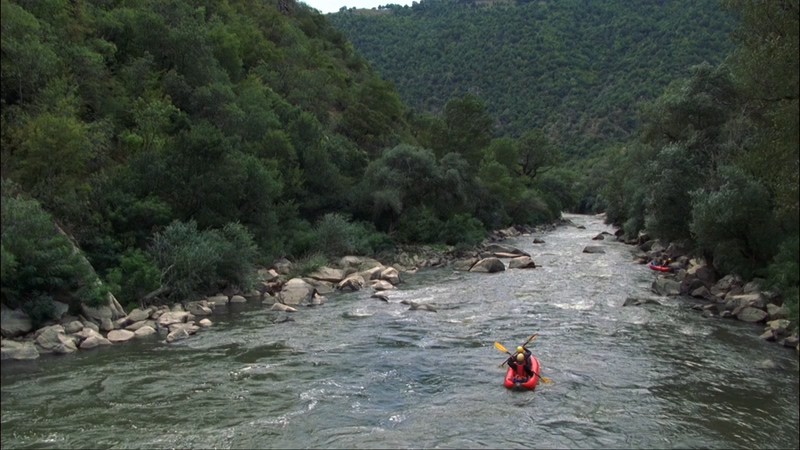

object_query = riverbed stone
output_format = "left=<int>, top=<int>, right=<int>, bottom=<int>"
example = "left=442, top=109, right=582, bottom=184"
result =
left=35, top=325, right=78, bottom=354
left=79, top=330, right=112, bottom=349
left=736, top=307, right=768, bottom=323
left=63, top=320, right=84, bottom=334
left=186, top=303, right=212, bottom=316
left=270, top=303, right=297, bottom=312
left=166, top=328, right=190, bottom=343
left=380, top=267, right=401, bottom=285
left=1, top=304, right=33, bottom=338
left=582, top=245, right=606, bottom=254
left=337, top=275, right=366, bottom=292
left=1, top=339, right=39, bottom=360
left=508, top=256, right=536, bottom=269
left=198, top=318, right=213, bottom=328
left=229, top=295, right=246, bottom=303
left=157, top=311, right=189, bottom=328
left=470, top=257, right=505, bottom=273
left=107, top=329, right=135, bottom=343
left=127, top=307, right=153, bottom=323
left=309, top=266, right=347, bottom=283
left=280, top=278, right=316, bottom=304
left=371, top=280, right=395, bottom=291
left=766, top=303, right=789, bottom=320
left=134, top=325, right=157, bottom=338
left=81, top=303, right=114, bottom=323
left=651, top=277, right=681, bottom=296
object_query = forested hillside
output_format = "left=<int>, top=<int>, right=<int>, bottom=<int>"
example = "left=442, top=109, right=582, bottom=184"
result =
left=1, top=0, right=797, bottom=329
left=1, top=0, right=570, bottom=322
left=329, top=0, right=736, bottom=157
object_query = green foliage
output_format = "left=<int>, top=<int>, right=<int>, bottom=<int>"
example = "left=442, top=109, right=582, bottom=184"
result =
left=148, top=220, right=259, bottom=302
left=310, top=212, right=388, bottom=257
left=765, top=235, right=799, bottom=326
left=105, top=248, right=162, bottom=308
left=690, top=166, right=778, bottom=278
left=331, top=0, right=735, bottom=156
left=286, top=252, right=328, bottom=280
left=20, top=292, right=56, bottom=329
left=438, top=214, right=486, bottom=247
left=1, top=182, right=99, bottom=311
left=397, top=206, right=443, bottom=244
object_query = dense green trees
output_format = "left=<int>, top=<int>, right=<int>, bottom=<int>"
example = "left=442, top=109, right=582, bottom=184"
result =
left=601, top=0, right=798, bottom=318
left=330, top=0, right=735, bottom=157
left=0, top=0, right=573, bottom=321
left=1, top=0, right=796, bottom=330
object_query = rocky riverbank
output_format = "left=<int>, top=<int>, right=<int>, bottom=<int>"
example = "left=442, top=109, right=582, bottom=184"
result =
left=3, top=217, right=797, bottom=361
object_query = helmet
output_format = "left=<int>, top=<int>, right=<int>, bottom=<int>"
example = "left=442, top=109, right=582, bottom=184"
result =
left=516, top=346, right=525, bottom=353
left=516, top=353, right=525, bottom=362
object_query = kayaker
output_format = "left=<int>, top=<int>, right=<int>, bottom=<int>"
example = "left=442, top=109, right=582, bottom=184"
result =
left=507, top=352, right=533, bottom=379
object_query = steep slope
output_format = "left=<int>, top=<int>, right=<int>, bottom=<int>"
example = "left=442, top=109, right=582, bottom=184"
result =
left=329, top=0, right=736, bottom=157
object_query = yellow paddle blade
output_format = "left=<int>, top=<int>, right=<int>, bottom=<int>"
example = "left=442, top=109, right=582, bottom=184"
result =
left=540, top=376, right=553, bottom=384
left=494, top=342, right=510, bottom=354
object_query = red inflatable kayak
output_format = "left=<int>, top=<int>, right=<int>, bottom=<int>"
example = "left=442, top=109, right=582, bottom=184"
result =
left=648, top=261, right=671, bottom=272
left=503, top=355, right=541, bottom=390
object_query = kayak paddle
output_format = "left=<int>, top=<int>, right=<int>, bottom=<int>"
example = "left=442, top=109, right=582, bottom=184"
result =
left=494, top=340, right=552, bottom=384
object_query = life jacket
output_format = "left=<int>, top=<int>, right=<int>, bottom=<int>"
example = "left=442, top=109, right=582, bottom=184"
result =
left=513, top=355, right=529, bottom=378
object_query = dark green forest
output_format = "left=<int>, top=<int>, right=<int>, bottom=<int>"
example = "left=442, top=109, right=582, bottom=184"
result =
left=1, top=0, right=798, bottom=327
left=329, top=0, right=737, bottom=157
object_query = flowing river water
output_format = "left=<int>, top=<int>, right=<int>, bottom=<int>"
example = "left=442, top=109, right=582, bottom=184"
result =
left=2, top=213, right=798, bottom=449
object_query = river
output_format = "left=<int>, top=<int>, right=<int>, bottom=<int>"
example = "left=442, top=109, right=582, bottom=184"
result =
left=2, top=213, right=798, bottom=449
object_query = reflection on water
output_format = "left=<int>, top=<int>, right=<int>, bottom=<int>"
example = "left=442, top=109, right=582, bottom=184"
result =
left=2, top=214, right=798, bottom=449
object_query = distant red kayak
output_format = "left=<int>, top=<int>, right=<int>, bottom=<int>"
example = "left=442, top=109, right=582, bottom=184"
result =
left=503, top=355, right=541, bottom=390
left=648, top=261, right=671, bottom=272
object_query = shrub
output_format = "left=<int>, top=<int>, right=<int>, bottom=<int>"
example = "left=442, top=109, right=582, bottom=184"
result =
left=148, top=220, right=259, bottom=302
left=1, top=184, right=99, bottom=313
left=439, top=214, right=486, bottom=246
left=397, top=207, right=443, bottom=243
left=105, top=248, right=161, bottom=307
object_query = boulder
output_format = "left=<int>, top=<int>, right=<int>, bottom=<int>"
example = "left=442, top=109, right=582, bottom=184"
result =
left=337, top=275, right=366, bottom=292
left=651, top=277, right=681, bottom=296
left=508, top=256, right=536, bottom=269
left=1, top=339, right=39, bottom=360
left=134, top=326, right=157, bottom=338
left=157, top=311, right=189, bottom=328
left=81, top=303, right=114, bottom=323
left=125, top=320, right=156, bottom=331
left=127, top=307, right=153, bottom=323
left=270, top=303, right=297, bottom=313
left=469, top=257, right=505, bottom=273
left=339, top=255, right=382, bottom=271
left=206, top=295, right=229, bottom=308
left=79, top=330, right=112, bottom=349
left=35, top=325, right=78, bottom=354
left=736, top=307, right=768, bottom=323
left=107, top=329, right=135, bottom=343
left=309, top=266, right=347, bottom=283
left=582, top=245, right=606, bottom=254
left=766, top=303, right=789, bottom=320
left=229, top=295, right=247, bottom=303
left=726, top=293, right=768, bottom=310
left=166, top=328, right=190, bottom=343
left=1, top=304, right=33, bottom=338
left=483, top=243, right=529, bottom=257
left=371, top=280, right=395, bottom=291
left=380, top=267, right=401, bottom=285
left=198, top=318, right=213, bottom=328
left=186, top=303, right=212, bottom=316
left=453, top=257, right=478, bottom=271
left=280, top=278, right=316, bottom=304
left=63, top=320, right=84, bottom=334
